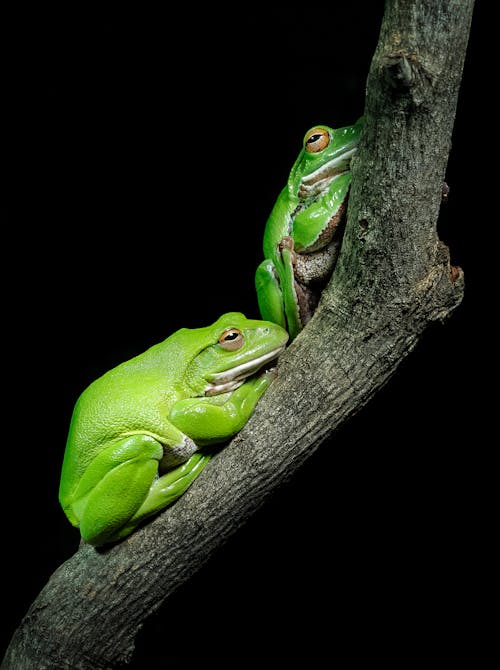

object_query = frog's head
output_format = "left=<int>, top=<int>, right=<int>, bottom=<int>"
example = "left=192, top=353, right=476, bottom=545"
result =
left=289, top=117, right=364, bottom=200
left=182, top=312, right=289, bottom=397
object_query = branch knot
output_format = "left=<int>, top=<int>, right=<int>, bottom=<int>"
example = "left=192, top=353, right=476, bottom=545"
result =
left=381, top=50, right=435, bottom=106
left=384, top=52, right=415, bottom=89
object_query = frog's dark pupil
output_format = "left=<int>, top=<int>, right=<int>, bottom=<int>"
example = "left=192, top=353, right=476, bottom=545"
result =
left=225, top=332, right=238, bottom=340
left=307, top=133, right=322, bottom=144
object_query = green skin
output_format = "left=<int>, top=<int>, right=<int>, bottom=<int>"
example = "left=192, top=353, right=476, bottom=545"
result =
left=255, top=118, right=363, bottom=340
left=59, top=312, right=288, bottom=546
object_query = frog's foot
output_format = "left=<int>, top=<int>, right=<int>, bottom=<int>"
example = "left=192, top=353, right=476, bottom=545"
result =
left=257, top=361, right=280, bottom=381
left=278, top=235, right=296, bottom=260
left=279, top=235, right=302, bottom=278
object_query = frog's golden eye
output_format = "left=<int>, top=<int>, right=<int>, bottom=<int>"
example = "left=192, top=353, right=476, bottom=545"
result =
left=219, top=328, right=244, bottom=351
left=305, top=128, right=330, bottom=153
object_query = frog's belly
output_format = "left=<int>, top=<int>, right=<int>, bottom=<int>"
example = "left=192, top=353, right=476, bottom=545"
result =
left=159, top=435, right=198, bottom=471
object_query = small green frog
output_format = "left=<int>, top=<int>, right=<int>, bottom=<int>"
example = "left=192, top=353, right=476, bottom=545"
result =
left=59, top=313, right=288, bottom=546
left=255, top=118, right=363, bottom=339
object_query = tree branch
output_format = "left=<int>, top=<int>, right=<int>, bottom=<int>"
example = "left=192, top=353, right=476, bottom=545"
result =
left=2, top=2, right=474, bottom=667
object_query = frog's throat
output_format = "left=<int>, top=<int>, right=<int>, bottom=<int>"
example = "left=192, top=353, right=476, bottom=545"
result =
left=204, top=344, right=286, bottom=396
left=299, top=146, right=357, bottom=199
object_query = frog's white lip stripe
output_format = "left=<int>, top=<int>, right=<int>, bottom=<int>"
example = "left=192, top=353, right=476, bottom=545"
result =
left=300, top=146, right=357, bottom=187
left=204, top=344, right=286, bottom=396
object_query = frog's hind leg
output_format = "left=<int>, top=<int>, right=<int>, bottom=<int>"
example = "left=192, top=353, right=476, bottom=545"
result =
left=112, top=451, right=211, bottom=541
left=255, top=258, right=287, bottom=329
left=278, top=239, right=304, bottom=340
left=68, top=433, right=210, bottom=546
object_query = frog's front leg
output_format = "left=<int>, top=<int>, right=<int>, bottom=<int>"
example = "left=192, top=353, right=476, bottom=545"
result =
left=66, top=432, right=209, bottom=546
left=292, top=171, right=352, bottom=255
left=170, top=371, right=274, bottom=444
left=116, top=374, right=277, bottom=542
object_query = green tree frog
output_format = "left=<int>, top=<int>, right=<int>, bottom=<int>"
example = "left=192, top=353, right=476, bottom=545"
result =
left=59, top=313, right=288, bottom=546
left=255, top=118, right=363, bottom=340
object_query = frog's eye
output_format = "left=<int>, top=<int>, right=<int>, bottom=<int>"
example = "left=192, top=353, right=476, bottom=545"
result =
left=219, top=328, right=245, bottom=351
left=305, top=128, right=330, bottom=153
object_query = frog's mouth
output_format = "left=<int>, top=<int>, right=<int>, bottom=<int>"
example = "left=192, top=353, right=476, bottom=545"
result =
left=204, top=344, right=286, bottom=396
left=299, top=146, right=357, bottom=199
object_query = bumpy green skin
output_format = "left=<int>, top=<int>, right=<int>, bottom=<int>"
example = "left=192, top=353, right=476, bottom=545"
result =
left=59, top=313, right=288, bottom=546
left=255, top=118, right=363, bottom=340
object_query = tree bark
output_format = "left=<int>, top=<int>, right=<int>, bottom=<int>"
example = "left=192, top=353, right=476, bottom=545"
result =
left=2, top=1, right=474, bottom=668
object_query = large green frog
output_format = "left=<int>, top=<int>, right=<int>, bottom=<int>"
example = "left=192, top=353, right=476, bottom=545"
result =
left=255, top=118, right=363, bottom=339
left=59, top=313, right=288, bottom=546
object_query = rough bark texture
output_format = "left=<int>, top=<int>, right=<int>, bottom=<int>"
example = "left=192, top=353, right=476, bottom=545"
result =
left=2, top=2, right=473, bottom=668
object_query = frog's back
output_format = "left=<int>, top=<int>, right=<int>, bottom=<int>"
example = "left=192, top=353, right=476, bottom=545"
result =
left=59, top=337, right=186, bottom=506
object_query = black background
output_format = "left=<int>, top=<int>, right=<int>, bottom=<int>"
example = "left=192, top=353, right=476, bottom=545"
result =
left=3, top=4, right=488, bottom=667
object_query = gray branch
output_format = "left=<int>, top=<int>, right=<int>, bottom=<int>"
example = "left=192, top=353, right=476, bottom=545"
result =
left=2, top=1, right=474, bottom=668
